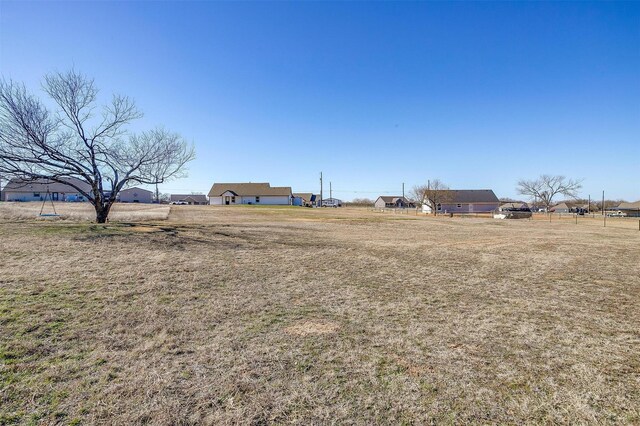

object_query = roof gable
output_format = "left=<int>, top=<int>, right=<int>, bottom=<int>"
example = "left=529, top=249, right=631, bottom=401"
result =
left=293, top=193, right=313, bottom=201
left=377, top=196, right=412, bottom=203
left=170, top=194, right=208, bottom=202
left=3, top=177, right=92, bottom=194
left=618, top=200, right=640, bottom=210
left=446, top=190, right=499, bottom=204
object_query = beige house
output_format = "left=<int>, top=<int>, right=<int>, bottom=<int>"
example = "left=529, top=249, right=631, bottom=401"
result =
left=208, top=183, right=292, bottom=205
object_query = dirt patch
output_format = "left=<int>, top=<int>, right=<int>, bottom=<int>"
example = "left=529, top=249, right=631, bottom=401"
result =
left=284, top=320, right=340, bottom=336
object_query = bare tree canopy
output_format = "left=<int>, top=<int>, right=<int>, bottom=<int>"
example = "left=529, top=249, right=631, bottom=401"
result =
left=0, top=70, right=195, bottom=222
left=348, top=198, right=374, bottom=206
left=516, top=175, right=582, bottom=210
left=412, top=179, right=452, bottom=215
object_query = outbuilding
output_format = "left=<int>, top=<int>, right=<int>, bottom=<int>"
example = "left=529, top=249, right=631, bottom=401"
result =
left=118, top=187, right=154, bottom=203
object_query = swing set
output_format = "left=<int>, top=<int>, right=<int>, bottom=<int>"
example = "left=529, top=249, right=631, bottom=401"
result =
left=39, top=188, right=60, bottom=217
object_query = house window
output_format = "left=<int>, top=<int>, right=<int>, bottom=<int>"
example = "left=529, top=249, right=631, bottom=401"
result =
left=231, top=196, right=236, bottom=203
left=33, top=193, right=40, bottom=197
left=457, top=204, right=462, bottom=208
left=436, top=203, right=442, bottom=211
left=255, top=196, right=260, bottom=203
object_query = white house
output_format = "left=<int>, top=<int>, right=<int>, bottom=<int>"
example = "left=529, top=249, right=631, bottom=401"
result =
left=208, top=183, right=292, bottom=205
left=2, top=177, right=91, bottom=202
left=118, top=187, right=154, bottom=203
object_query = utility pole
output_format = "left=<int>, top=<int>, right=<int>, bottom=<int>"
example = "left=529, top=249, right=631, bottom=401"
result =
left=427, top=179, right=431, bottom=214
left=402, top=182, right=405, bottom=199
left=602, top=190, right=605, bottom=216
left=320, top=172, right=323, bottom=207
left=588, top=195, right=591, bottom=215
left=330, top=181, right=332, bottom=199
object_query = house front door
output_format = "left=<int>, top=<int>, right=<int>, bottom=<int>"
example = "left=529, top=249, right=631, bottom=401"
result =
left=51, top=192, right=59, bottom=201
left=225, top=196, right=230, bottom=205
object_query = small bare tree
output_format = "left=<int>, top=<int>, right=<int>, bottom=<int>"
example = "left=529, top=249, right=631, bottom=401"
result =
left=347, top=197, right=374, bottom=207
left=516, top=175, right=582, bottom=211
left=412, top=179, right=452, bottom=215
left=0, top=70, right=195, bottom=222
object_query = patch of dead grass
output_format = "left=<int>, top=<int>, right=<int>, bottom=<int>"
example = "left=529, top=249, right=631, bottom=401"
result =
left=0, top=204, right=638, bottom=424
left=284, top=320, right=340, bottom=336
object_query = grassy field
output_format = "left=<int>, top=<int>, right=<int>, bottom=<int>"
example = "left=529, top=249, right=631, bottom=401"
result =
left=1, top=204, right=639, bottom=424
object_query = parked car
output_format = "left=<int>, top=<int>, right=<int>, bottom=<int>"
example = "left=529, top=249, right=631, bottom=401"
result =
left=321, top=198, right=342, bottom=208
left=170, top=201, right=188, bottom=205
left=607, top=211, right=627, bottom=217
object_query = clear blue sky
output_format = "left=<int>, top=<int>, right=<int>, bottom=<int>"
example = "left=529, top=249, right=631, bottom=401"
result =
left=1, top=1, right=638, bottom=201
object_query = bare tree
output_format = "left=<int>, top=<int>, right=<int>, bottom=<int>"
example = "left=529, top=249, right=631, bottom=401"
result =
left=349, top=197, right=374, bottom=206
left=412, top=179, right=452, bottom=215
left=516, top=175, right=582, bottom=211
left=0, top=70, right=195, bottom=222
left=157, top=192, right=171, bottom=204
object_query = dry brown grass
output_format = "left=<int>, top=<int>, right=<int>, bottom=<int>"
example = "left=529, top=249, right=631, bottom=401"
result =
left=1, top=204, right=639, bottom=424
left=0, top=202, right=170, bottom=222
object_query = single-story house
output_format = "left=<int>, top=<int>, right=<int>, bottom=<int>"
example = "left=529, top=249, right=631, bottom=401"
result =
left=550, top=202, right=589, bottom=214
left=170, top=194, right=208, bottom=205
left=550, top=202, right=571, bottom=213
left=422, top=189, right=500, bottom=214
left=617, top=200, right=640, bottom=217
left=2, top=177, right=91, bottom=202
left=118, top=187, right=154, bottom=203
left=374, top=196, right=415, bottom=209
left=292, top=193, right=318, bottom=207
left=208, top=182, right=292, bottom=205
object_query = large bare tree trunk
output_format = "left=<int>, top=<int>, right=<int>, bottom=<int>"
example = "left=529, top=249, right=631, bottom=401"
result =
left=94, top=202, right=113, bottom=223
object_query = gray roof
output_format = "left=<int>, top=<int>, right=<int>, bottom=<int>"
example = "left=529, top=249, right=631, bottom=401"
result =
left=617, top=200, right=640, bottom=210
left=208, top=183, right=292, bottom=197
left=120, top=187, right=153, bottom=195
left=377, top=196, right=413, bottom=204
left=445, top=190, right=499, bottom=204
left=293, top=193, right=315, bottom=203
left=170, top=194, right=208, bottom=203
left=3, top=177, right=91, bottom=194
